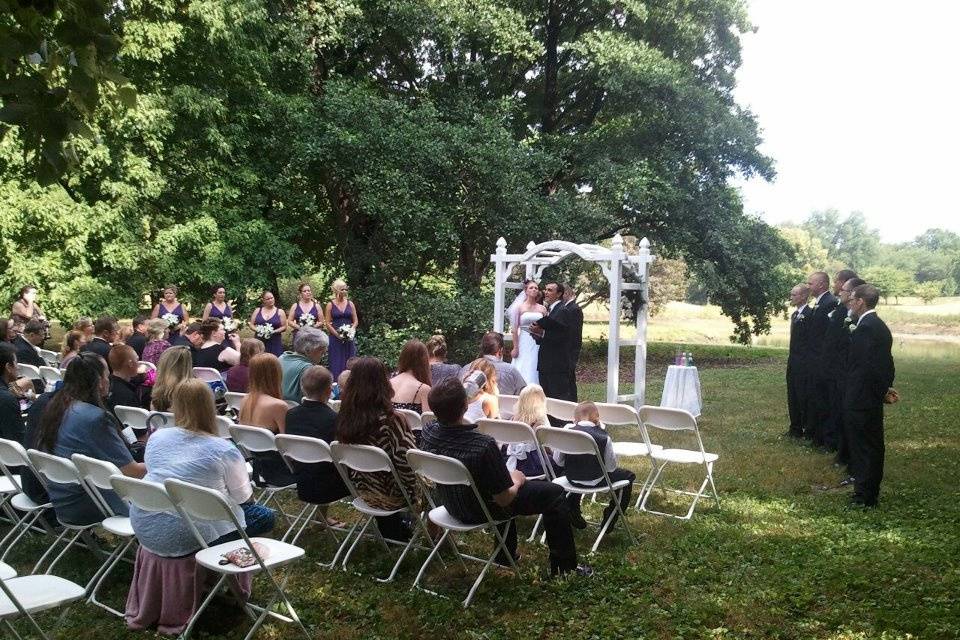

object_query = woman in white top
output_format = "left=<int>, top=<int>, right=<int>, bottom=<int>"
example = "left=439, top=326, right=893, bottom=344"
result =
left=130, top=379, right=275, bottom=557
left=462, top=358, right=499, bottom=423
left=508, top=279, right=547, bottom=385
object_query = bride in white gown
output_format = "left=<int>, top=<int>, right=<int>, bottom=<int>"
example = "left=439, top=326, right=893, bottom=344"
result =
left=509, top=280, right=548, bottom=385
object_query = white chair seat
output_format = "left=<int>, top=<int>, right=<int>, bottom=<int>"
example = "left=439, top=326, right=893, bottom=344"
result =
left=652, top=449, right=718, bottom=464
left=194, top=537, right=305, bottom=575
left=349, top=496, right=405, bottom=518
left=426, top=506, right=497, bottom=533
left=611, top=441, right=662, bottom=457
left=0, top=561, right=16, bottom=580
left=10, top=492, right=46, bottom=511
left=552, top=475, right=632, bottom=495
left=102, top=516, right=133, bottom=537
left=0, top=574, right=86, bottom=616
left=0, top=475, right=20, bottom=494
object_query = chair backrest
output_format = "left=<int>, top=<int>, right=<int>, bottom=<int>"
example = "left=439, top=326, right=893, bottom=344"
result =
left=27, top=450, right=84, bottom=485
left=0, top=437, right=31, bottom=470
left=214, top=415, right=234, bottom=439
left=330, top=442, right=392, bottom=474
left=395, top=408, right=422, bottom=431
left=192, top=367, right=223, bottom=383
left=595, top=402, right=640, bottom=426
left=406, top=449, right=472, bottom=487
left=497, top=394, right=519, bottom=418
left=545, top=397, right=577, bottom=422
left=536, top=426, right=600, bottom=457
left=275, top=434, right=334, bottom=464
left=224, top=392, right=247, bottom=411
left=228, top=424, right=277, bottom=453
left=138, top=360, right=157, bottom=372
left=638, top=405, right=697, bottom=432
left=147, top=411, right=175, bottom=430
left=285, top=399, right=300, bottom=408
left=476, top=418, right=538, bottom=447
left=115, top=405, right=151, bottom=430
left=164, top=478, right=237, bottom=524
left=39, top=365, right=62, bottom=388
left=71, top=454, right=122, bottom=491
left=110, top=475, right=176, bottom=513
left=38, top=348, right=60, bottom=367
left=327, top=399, right=340, bottom=413
left=420, top=411, right=436, bottom=425
left=16, top=363, right=41, bottom=380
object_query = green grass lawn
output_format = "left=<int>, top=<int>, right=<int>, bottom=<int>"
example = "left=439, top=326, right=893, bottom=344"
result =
left=4, top=344, right=959, bottom=639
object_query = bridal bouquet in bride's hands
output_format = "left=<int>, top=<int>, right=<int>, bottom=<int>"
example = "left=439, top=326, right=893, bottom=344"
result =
left=337, top=324, right=355, bottom=341
left=161, top=313, right=179, bottom=327
left=254, top=323, right=274, bottom=340
left=298, top=313, right=316, bottom=328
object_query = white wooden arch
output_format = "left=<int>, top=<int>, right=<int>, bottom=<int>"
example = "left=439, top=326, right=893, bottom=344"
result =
left=490, top=234, right=655, bottom=408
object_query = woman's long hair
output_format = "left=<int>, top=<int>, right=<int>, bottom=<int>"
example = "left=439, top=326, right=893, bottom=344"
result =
left=152, top=347, right=193, bottom=412
left=514, top=384, right=548, bottom=428
left=465, top=358, right=498, bottom=396
left=173, top=379, right=218, bottom=436
left=60, top=330, right=85, bottom=358
left=396, top=339, right=431, bottom=386
left=337, top=357, right=399, bottom=444
left=239, top=353, right=283, bottom=424
left=37, top=352, right=108, bottom=452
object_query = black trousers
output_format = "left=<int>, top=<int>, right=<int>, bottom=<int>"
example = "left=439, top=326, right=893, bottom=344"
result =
left=807, top=376, right=834, bottom=447
left=831, top=379, right=849, bottom=464
left=540, top=370, right=574, bottom=402
left=567, top=350, right=581, bottom=402
left=786, top=369, right=809, bottom=437
left=496, top=480, right=577, bottom=574
left=845, top=406, right=885, bottom=505
left=570, top=468, right=636, bottom=528
left=375, top=512, right=412, bottom=542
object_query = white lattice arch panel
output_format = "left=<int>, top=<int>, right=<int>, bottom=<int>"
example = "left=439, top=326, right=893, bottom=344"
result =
left=490, top=234, right=655, bottom=407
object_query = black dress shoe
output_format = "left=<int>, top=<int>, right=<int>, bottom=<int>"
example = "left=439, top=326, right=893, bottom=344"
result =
left=552, top=563, right=595, bottom=578
left=570, top=512, right=588, bottom=530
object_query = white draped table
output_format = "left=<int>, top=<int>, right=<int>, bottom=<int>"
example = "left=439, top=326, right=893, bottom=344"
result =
left=660, top=365, right=702, bottom=417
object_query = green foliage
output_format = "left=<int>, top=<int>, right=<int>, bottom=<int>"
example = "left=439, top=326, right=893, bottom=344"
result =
left=861, top=266, right=914, bottom=303
left=914, top=280, right=947, bottom=304
left=803, top=209, right=881, bottom=270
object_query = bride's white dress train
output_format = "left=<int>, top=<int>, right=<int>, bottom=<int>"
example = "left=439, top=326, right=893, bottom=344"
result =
left=511, top=311, right=542, bottom=386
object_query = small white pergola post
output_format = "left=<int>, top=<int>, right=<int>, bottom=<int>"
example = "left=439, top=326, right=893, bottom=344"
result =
left=490, top=235, right=655, bottom=408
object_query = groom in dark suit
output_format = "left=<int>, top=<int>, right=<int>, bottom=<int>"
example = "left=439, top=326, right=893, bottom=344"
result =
left=562, top=285, right=584, bottom=401
left=844, top=283, right=895, bottom=507
left=530, top=282, right=575, bottom=401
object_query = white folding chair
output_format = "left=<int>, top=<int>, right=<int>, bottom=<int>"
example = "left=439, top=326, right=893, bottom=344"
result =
left=329, top=442, right=432, bottom=582
left=545, top=397, right=577, bottom=422
left=0, top=439, right=53, bottom=563
left=224, top=392, right=247, bottom=413
left=37, top=367, right=62, bottom=392
left=37, top=349, right=60, bottom=367
left=15, top=364, right=41, bottom=383
left=137, top=360, right=156, bottom=373
left=406, top=449, right=519, bottom=608
left=146, top=410, right=175, bottom=430
left=214, top=415, right=234, bottom=439
left=536, top=427, right=638, bottom=554
left=596, top=402, right=663, bottom=507
left=496, top=394, right=519, bottom=419
left=420, top=411, right=436, bottom=426
left=395, top=408, right=422, bottom=434
left=0, top=560, right=86, bottom=640
left=637, top=406, right=720, bottom=520
left=71, top=455, right=135, bottom=617
left=192, top=367, right=224, bottom=383
left=274, top=434, right=350, bottom=562
left=327, top=399, right=340, bottom=413
left=25, top=451, right=107, bottom=577
left=114, top=405, right=150, bottom=432
left=164, top=478, right=310, bottom=640
left=228, top=425, right=297, bottom=531
left=476, top=418, right=552, bottom=541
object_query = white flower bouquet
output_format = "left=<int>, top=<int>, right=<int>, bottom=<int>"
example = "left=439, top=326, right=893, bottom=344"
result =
left=161, top=312, right=180, bottom=327
left=337, top=324, right=356, bottom=341
left=298, top=313, right=316, bottom=328
left=221, top=317, right=238, bottom=333
left=255, top=323, right=275, bottom=340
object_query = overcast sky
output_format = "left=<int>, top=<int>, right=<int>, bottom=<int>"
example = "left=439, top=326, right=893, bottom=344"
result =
left=734, top=0, right=960, bottom=242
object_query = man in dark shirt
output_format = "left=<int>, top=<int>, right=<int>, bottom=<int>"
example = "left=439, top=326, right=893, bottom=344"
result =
left=126, top=315, right=149, bottom=359
left=107, top=344, right=146, bottom=411
left=12, top=320, right=45, bottom=368
left=81, top=316, right=119, bottom=361
left=0, top=343, right=25, bottom=443
left=284, top=366, right=349, bottom=506
left=420, top=378, right=589, bottom=577
left=171, top=322, right=203, bottom=352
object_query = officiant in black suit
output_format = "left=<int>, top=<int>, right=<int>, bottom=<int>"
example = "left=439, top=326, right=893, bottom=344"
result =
left=844, top=284, right=895, bottom=507
left=804, top=271, right=838, bottom=447
left=562, top=284, right=583, bottom=401
left=786, top=284, right=812, bottom=439
left=529, top=282, right=575, bottom=401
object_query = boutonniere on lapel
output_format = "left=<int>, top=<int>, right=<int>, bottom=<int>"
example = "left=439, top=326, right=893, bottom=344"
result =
left=795, top=313, right=806, bottom=323
left=848, top=322, right=857, bottom=333
left=827, top=309, right=835, bottom=319
left=808, top=302, right=818, bottom=311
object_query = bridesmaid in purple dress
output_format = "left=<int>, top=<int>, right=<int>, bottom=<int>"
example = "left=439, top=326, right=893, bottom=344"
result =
left=286, top=283, right=322, bottom=337
left=150, top=285, right=189, bottom=340
left=324, top=279, right=358, bottom=378
left=248, top=290, right=286, bottom=356
left=202, top=285, right=234, bottom=323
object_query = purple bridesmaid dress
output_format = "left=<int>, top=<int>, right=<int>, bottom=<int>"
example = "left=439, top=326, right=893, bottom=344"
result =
left=327, top=301, right=357, bottom=378
left=254, top=308, right=284, bottom=356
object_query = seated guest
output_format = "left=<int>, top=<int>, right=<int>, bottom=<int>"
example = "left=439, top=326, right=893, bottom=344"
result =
left=126, top=315, right=150, bottom=359
left=279, top=327, right=328, bottom=403
left=34, top=353, right=146, bottom=525
left=60, top=330, right=87, bottom=368
left=337, top=357, right=420, bottom=541
left=554, top=401, right=635, bottom=532
left=130, top=379, right=275, bottom=559
left=239, top=353, right=294, bottom=486
left=390, top=339, right=432, bottom=414
left=284, top=366, right=349, bottom=512
left=150, top=347, right=193, bottom=412
left=82, top=316, right=119, bottom=361
left=462, top=358, right=499, bottom=422
left=426, top=335, right=460, bottom=385
left=73, top=317, right=95, bottom=341
left=141, top=319, right=172, bottom=366
left=171, top=322, right=202, bottom=350
left=225, top=339, right=264, bottom=393
left=333, top=369, right=350, bottom=399
left=0, top=343, right=25, bottom=443
left=108, top=344, right=147, bottom=411
left=459, top=332, right=526, bottom=396
left=420, top=378, right=588, bottom=576
left=21, top=387, right=56, bottom=506
left=502, top=384, right=549, bottom=477
left=192, top=319, right=240, bottom=372
left=13, top=320, right=46, bottom=368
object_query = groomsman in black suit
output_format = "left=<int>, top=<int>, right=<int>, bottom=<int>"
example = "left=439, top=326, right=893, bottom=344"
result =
left=562, top=284, right=584, bottom=401
left=804, top=271, right=838, bottom=447
left=530, top=282, right=575, bottom=401
left=844, top=284, right=895, bottom=507
left=828, top=274, right=864, bottom=474
left=785, top=284, right=812, bottom=439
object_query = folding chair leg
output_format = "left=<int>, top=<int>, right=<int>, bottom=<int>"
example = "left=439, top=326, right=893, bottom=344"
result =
left=527, top=514, right=544, bottom=543
left=0, top=510, right=43, bottom=562
left=638, top=462, right=667, bottom=513
left=281, top=502, right=313, bottom=543
left=31, top=526, right=72, bottom=574
left=341, top=516, right=375, bottom=571
left=412, top=529, right=449, bottom=594
left=633, top=466, right=657, bottom=509
left=87, top=537, right=137, bottom=617
left=376, top=528, right=422, bottom=583
left=707, top=463, right=721, bottom=507
left=589, top=488, right=637, bottom=554
left=328, top=518, right=361, bottom=569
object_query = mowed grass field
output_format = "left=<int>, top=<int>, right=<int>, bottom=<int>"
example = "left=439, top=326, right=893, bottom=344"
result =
left=4, top=342, right=959, bottom=639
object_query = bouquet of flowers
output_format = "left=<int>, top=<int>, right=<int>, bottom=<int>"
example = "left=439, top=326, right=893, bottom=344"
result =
left=255, top=323, right=275, bottom=340
left=221, top=317, right=238, bottom=333
left=298, top=313, right=316, bottom=328
left=161, top=312, right=180, bottom=327
left=337, top=324, right=356, bottom=341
